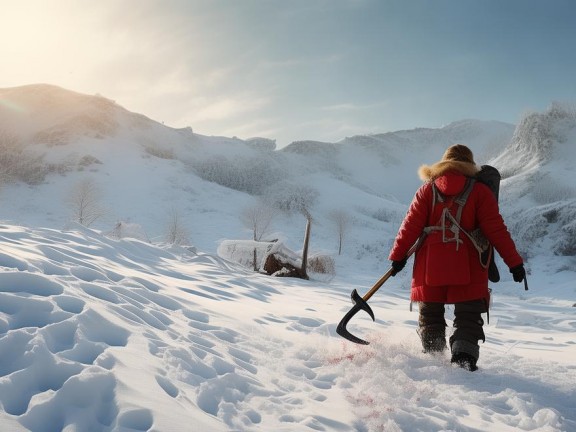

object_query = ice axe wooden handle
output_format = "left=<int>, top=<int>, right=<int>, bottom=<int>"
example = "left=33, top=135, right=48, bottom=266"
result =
left=336, top=236, right=424, bottom=345
left=361, top=268, right=394, bottom=302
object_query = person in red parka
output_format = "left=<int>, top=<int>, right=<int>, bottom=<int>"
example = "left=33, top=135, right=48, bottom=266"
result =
left=388, top=144, right=525, bottom=371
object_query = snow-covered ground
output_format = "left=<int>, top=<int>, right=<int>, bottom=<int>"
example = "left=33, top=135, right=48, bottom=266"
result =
left=0, top=85, right=575, bottom=431
left=0, top=224, right=574, bottom=432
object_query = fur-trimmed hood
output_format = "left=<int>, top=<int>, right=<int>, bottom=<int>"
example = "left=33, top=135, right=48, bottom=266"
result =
left=418, top=160, right=479, bottom=182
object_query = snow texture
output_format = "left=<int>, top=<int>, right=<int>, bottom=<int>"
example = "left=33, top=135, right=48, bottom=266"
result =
left=0, top=84, right=574, bottom=431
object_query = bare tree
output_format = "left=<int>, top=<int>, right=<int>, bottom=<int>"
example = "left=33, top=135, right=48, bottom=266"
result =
left=66, top=178, right=106, bottom=227
left=329, top=209, right=351, bottom=255
left=240, top=202, right=278, bottom=270
left=241, top=202, right=278, bottom=241
left=164, top=207, right=190, bottom=246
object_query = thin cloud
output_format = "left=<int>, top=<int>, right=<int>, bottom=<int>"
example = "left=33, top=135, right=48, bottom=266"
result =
left=322, top=101, right=390, bottom=112
left=258, top=53, right=344, bottom=70
left=187, top=95, right=270, bottom=123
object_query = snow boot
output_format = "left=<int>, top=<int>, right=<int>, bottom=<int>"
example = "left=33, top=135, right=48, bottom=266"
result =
left=451, top=352, right=478, bottom=371
left=450, top=339, right=479, bottom=371
left=418, top=302, right=447, bottom=353
left=418, top=327, right=447, bottom=353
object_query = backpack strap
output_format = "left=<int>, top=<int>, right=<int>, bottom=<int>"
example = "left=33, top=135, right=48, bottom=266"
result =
left=426, top=178, right=475, bottom=251
left=453, top=178, right=475, bottom=224
left=433, top=178, right=492, bottom=267
left=430, top=178, right=475, bottom=223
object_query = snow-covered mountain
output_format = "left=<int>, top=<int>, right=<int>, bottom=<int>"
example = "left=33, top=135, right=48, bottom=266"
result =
left=3, top=84, right=574, bottom=265
left=0, top=84, right=575, bottom=431
left=488, top=103, right=576, bottom=260
left=1, top=84, right=516, bottom=260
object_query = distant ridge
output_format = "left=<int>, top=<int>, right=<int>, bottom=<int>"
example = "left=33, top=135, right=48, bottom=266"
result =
left=1, top=84, right=573, bottom=261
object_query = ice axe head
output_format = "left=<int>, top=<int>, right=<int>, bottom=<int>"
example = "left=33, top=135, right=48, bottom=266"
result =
left=336, top=289, right=375, bottom=345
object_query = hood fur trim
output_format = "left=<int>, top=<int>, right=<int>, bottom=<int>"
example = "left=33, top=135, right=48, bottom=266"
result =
left=418, top=160, right=479, bottom=182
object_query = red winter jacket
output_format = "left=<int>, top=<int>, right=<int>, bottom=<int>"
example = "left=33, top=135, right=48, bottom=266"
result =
left=389, top=165, right=523, bottom=304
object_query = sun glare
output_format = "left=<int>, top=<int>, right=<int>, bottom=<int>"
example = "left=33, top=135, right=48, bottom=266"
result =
left=0, top=98, right=26, bottom=113
left=1, top=2, right=109, bottom=90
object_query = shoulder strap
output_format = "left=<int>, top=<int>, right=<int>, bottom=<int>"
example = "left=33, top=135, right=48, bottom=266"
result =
left=430, top=182, right=441, bottom=209
left=425, top=178, right=476, bottom=251
left=426, top=178, right=490, bottom=264
left=430, top=178, right=475, bottom=224
left=453, top=178, right=475, bottom=225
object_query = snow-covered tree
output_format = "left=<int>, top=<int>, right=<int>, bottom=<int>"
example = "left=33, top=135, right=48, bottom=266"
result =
left=66, top=178, right=106, bottom=227
left=329, top=209, right=351, bottom=255
left=240, top=202, right=278, bottom=270
left=241, top=202, right=278, bottom=242
left=264, top=183, right=318, bottom=279
left=164, top=207, right=190, bottom=246
left=190, top=155, right=285, bottom=195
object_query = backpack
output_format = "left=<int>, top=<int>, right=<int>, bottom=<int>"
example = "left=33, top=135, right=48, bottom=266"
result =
left=423, top=177, right=475, bottom=286
left=425, top=165, right=501, bottom=283
left=475, top=165, right=501, bottom=282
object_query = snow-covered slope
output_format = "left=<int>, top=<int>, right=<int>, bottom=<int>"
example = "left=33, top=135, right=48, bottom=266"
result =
left=1, top=83, right=574, bottom=269
left=0, top=84, right=515, bottom=261
left=0, top=223, right=574, bottom=431
left=489, top=103, right=576, bottom=261
left=0, top=84, right=575, bottom=431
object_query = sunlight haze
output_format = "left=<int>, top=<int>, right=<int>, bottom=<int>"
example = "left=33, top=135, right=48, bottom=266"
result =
left=1, top=0, right=576, bottom=146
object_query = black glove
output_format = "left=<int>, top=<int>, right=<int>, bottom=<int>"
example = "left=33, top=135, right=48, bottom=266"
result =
left=509, top=264, right=526, bottom=283
left=391, top=258, right=407, bottom=276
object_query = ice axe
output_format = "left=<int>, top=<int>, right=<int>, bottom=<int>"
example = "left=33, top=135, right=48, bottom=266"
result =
left=336, top=238, right=424, bottom=345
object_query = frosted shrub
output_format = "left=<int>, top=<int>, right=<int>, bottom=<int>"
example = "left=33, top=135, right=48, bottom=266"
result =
left=0, top=133, right=49, bottom=185
left=245, top=137, right=276, bottom=151
left=47, top=161, right=74, bottom=176
left=532, top=177, right=575, bottom=204
left=553, top=204, right=576, bottom=256
left=143, top=143, right=176, bottom=160
left=191, top=155, right=285, bottom=195
left=542, top=209, right=559, bottom=223
left=308, top=254, right=336, bottom=276
left=78, top=155, right=103, bottom=168
left=356, top=240, right=389, bottom=263
left=372, top=208, right=403, bottom=223
left=509, top=209, right=548, bottom=258
left=557, top=221, right=576, bottom=256
left=264, top=183, right=318, bottom=216
left=106, top=221, right=150, bottom=242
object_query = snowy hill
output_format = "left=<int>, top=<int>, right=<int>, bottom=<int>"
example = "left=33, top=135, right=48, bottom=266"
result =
left=0, top=84, right=515, bottom=261
left=0, top=84, right=575, bottom=431
left=489, top=103, right=576, bottom=261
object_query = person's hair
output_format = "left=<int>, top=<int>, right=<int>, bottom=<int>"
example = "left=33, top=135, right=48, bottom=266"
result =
left=442, top=144, right=475, bottom=164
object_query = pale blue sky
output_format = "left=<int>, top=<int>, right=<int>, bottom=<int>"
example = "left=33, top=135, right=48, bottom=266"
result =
left=1, top=0, right=575, bottom=146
